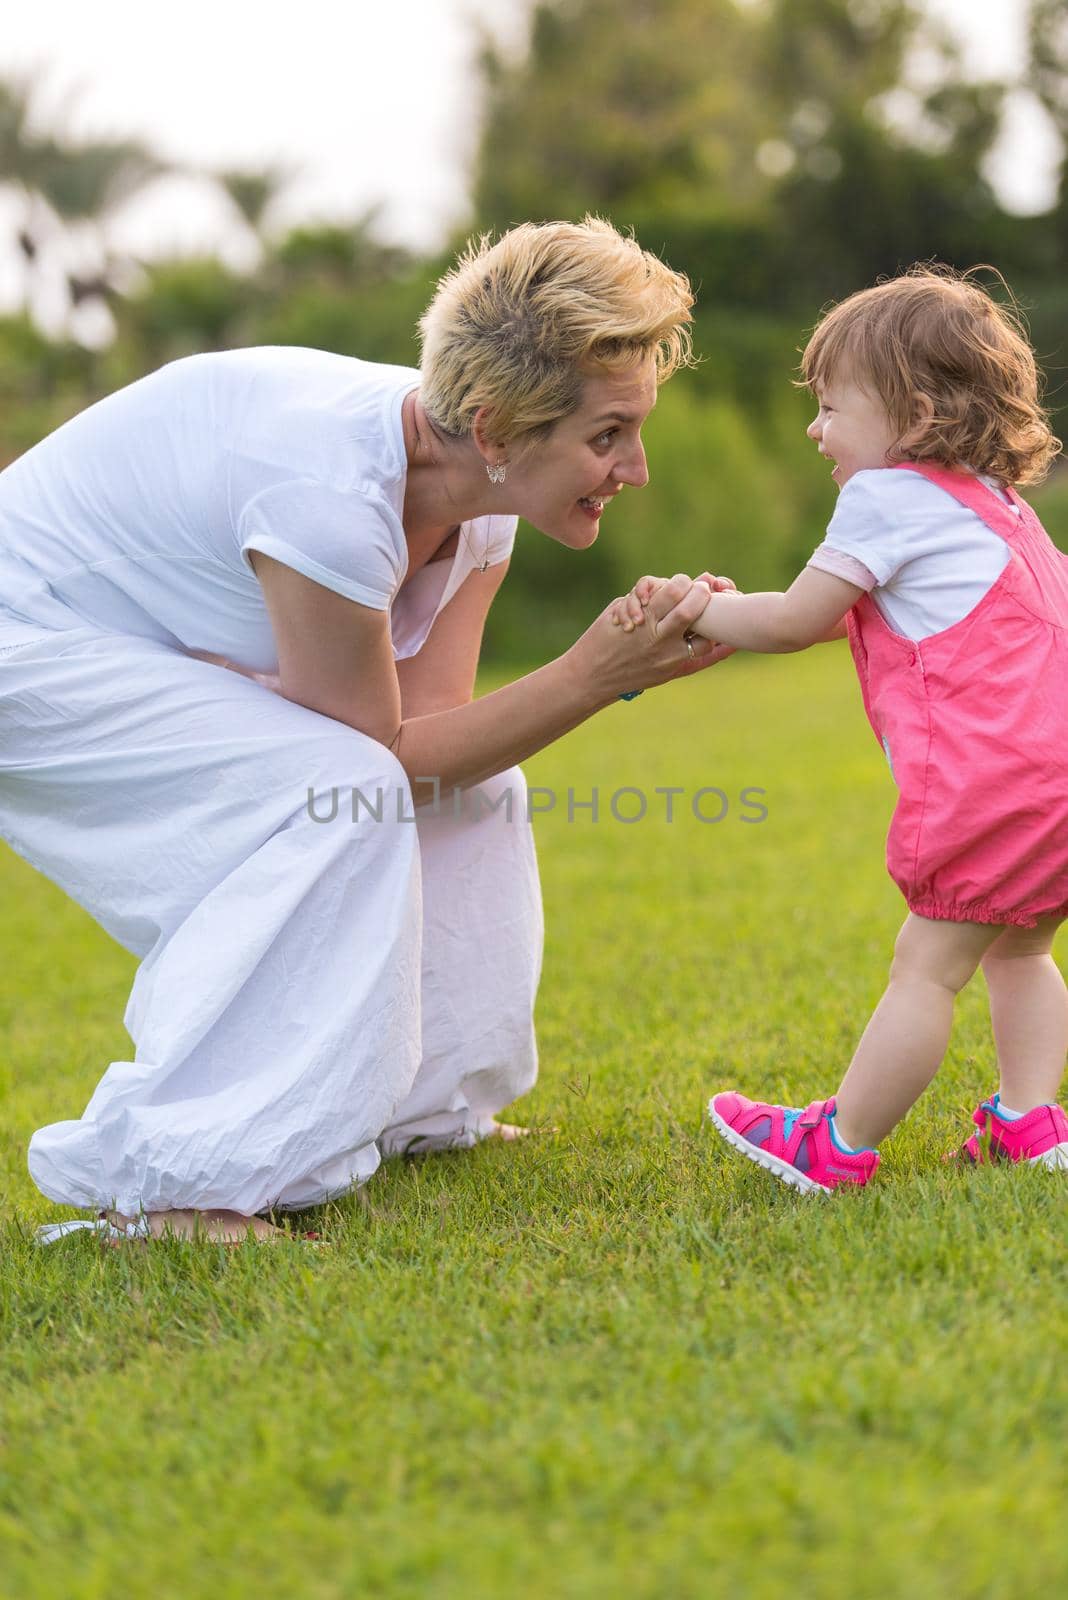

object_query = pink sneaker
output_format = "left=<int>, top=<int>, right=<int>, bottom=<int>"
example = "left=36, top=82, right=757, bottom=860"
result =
left=958, top=1094, right=1068, bottom=1169
left=708, top=1092, right=880, bottom=1194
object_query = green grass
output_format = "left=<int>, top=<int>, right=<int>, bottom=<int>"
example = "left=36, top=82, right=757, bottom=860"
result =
left=2, top=645, right=1065, bottom=1599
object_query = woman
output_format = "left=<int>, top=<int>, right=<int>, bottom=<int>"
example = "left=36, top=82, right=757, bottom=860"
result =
left=1, top=217, right=722, bottom=1244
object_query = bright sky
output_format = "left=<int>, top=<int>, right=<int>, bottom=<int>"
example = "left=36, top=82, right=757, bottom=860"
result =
left=0, top=0, right=1060, bottom=304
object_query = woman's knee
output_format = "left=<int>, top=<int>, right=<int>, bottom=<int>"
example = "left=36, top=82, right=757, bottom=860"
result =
left=300, top=735, right=410, bottom=817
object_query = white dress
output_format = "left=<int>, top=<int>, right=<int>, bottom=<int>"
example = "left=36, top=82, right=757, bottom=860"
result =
left=0, top=349, right=543, bottom=1216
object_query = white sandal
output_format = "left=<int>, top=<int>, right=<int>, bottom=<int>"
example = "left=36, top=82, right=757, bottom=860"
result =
left=36, top=1212, right=152, bottom=1245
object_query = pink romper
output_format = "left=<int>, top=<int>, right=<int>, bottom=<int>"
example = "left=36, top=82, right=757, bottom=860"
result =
left=846, top=463, right=1068, bottom=928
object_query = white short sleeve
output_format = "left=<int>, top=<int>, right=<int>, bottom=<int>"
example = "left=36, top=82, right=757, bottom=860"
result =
left=821, top=472, right=908, bottom=583
left=237, top=478, right=403, bottom=611
left=808, top=544, right=878, bottom=590
left=810, top=468, right=1010, bottom=640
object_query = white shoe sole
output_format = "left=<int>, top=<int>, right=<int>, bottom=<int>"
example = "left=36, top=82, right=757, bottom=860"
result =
left=707, top=1101, right=829, bottom=1195
left=1031, top=1141, right=1068, bottom=1170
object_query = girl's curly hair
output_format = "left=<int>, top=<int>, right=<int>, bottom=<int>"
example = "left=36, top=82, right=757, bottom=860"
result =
left=801, top=265, right=1061, bottom=486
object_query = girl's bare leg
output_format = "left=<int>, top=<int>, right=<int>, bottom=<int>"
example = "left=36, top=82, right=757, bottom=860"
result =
left=834, top=914, right=1001, bottom=1150
left=981, top=916, right=1068, bottom=1111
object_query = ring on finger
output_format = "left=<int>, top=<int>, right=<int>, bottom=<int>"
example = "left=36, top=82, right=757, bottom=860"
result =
left=684, top=632, right=697, bottom=661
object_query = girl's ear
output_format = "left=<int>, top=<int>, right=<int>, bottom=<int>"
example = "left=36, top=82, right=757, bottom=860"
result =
left=902, top=391, right=935, bottom=447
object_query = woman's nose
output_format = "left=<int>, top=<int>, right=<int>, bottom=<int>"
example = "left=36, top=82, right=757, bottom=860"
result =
left=616, top=441, right=649, bottom=489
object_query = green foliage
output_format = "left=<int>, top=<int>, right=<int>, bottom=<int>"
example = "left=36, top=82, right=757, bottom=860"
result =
left=475, top=0, right=770, bottom=229
left=28, top=137, right=164, bottom=223
left=108, top=258, right=254, bottom=367
left=215, top=165, right=293, bottom=234
left=0, top=316, right=95, bottom=465
left=470, top=0, right=1032, bottom=305
left=2, top=650, right=1067, bottom=1597
left=0, top=8, right=1066, bottom=654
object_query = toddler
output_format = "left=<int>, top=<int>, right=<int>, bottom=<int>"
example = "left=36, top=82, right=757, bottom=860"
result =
left=618, top=266, right=1068, bottom=1190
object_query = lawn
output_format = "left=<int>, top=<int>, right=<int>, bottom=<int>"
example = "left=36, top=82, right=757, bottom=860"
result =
left=1, top=644, right=1065, bottom=1599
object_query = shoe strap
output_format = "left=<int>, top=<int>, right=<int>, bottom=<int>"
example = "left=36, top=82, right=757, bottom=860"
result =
left=799, top=1098, right=834, bottom=1129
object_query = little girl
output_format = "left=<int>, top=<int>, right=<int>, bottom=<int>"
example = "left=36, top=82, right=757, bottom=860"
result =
left=618, top=265, right=1068, bottom=1190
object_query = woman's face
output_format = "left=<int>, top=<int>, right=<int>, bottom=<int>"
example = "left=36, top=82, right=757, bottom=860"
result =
left=506, top=359, right=657, bottom=547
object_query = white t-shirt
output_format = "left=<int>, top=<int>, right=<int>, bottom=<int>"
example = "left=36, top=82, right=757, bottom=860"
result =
left=0, top=347, right=516, bottom=672
left=807, top=467, right=1015, bottom=640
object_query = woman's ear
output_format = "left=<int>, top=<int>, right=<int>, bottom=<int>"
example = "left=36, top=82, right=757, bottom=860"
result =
left=471, top=406, right=508, bottom=466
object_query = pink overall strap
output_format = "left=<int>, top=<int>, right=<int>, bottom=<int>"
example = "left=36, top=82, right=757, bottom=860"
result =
left=891, top=462, right=1027, bottom=544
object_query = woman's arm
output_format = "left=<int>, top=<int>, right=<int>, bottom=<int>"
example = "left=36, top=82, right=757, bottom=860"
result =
left=250, top=553, right=724, bottom=803
left=394, top=559, right=510, bottom=719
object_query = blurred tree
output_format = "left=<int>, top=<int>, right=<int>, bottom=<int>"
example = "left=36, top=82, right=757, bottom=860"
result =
left=0, top=312, right=96, bottom=464
left=0, top=74, right=166, bottom=330
left=251, top=213, right=426, bottom=361
left=470, top=0, right=1016, bottom=310
left=0, top=76, right=47, bottom=306
left=1031, top=0, right=1068, bottom=144
left=473, top=0, right=770, bottom=231
left=105, top=257, right=255, bottom=379
left=33, top=134, right=165, bottom=325
left=764, top=0, right=1011, bottom=297
left=1030, top=0, right=1068, bottom=256
left=214, top=163, right=294, bottom=247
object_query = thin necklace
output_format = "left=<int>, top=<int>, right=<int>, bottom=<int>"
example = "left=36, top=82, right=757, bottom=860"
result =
left=459, top=520, right=491, bottom=573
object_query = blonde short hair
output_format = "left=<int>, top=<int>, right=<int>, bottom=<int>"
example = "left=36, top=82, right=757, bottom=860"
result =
left=801, top=265, right=1061, bottom=486
left=418, top=216, right=694, bottom=445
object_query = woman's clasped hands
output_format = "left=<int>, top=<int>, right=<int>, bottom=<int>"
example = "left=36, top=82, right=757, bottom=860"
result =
left=567, top=571, right=736, bottom=707
left=607, top=570, right=738, bottom=683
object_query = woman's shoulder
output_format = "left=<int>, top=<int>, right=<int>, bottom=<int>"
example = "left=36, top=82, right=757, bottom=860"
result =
left=212, top=350, right=420, bottom=493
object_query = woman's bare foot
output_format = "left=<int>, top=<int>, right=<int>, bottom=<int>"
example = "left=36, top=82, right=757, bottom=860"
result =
left=106, top=1209, right=285, bottom=1245
left=485, top=1120, right=558, bottom=1140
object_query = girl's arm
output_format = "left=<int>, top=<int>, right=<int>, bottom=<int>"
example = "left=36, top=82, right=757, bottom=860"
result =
left=684, top=568, right=863, bottom=654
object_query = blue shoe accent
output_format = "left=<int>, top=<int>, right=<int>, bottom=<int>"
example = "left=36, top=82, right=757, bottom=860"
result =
left=781, top=1107, right=806, bottom=1142
left=988, top=1093, right=1023, bottom=1121
left=828, top=1110, right=878, bottom=1156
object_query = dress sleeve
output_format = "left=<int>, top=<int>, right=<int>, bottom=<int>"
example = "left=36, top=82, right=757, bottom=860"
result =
left=818, top=471, right=907, bottom=586
left=236, top=477, right=402, bottom=610
left=807, top=543, right=878, bottom=590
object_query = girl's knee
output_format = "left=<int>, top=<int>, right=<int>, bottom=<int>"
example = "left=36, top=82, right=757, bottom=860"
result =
left=890, top=914, right=996, bottom=992
left=983, top=915, right=1065, bottom=965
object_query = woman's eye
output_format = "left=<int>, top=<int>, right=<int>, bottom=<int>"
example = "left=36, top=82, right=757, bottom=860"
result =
left=593, top=429, right=618, bottom=448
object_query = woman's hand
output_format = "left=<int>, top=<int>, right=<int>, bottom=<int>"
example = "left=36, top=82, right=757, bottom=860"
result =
left=570, top=573, right=735, bottom=705
left=186, top=649, right=282, bottom=693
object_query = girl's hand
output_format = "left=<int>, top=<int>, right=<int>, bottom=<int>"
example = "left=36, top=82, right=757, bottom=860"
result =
left=609, top=573, right=666, bottom=631
left=611, top=571, right=738, bottom=632
left=573, top=574, right=733, bottom=704
left=695, top=571, right=738, bottom=595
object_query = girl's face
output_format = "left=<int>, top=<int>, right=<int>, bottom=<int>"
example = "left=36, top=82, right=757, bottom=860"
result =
left=806, top=372, right=899, bottom=489
left=502, top=359, right=656, bottom=548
